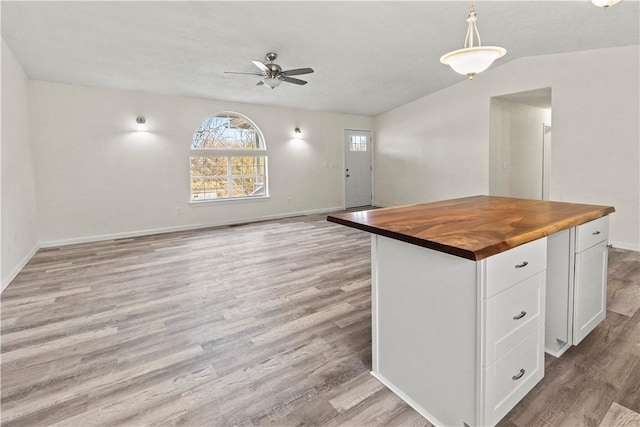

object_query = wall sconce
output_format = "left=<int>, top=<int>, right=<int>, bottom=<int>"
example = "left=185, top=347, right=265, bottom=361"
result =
left=136, top=117, right=147, bottom=132
left=294, top=127, right=302, bottom=136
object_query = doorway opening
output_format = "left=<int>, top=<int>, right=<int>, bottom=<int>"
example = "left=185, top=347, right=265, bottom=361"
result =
left=489, top=88, right=552, bottom=200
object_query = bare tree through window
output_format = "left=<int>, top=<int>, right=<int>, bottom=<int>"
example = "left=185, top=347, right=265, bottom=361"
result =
left=190, top=113, right=268, bottom=201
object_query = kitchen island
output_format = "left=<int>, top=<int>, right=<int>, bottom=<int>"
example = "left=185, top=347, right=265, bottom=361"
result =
left=327, top=195, right=614, bottom=427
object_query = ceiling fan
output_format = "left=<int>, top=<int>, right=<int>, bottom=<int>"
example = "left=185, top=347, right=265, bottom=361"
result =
left=225, top=52, right=314, bottom=89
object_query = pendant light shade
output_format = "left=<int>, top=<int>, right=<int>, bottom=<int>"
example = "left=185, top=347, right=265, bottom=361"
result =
left=440, top=4, right=506, bottom=79
left=440, top=46, right=506, bottom=78
left=590, top=0, right=621, bottom=8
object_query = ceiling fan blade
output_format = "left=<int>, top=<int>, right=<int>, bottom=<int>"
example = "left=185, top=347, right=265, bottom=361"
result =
left=252, top=60, right=270, bottom=73
left=224, top=71, right=264, bottom=76
left=282, top=76, right=308, bottom=85
left=256, top=80, right=264, bottom=86
left=282, top=67, right=314, bottom=76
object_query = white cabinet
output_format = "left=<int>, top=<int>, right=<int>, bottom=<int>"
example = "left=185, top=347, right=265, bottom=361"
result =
left=573, top=218, right=608, bottom=344
left=481, top=239, right=546, bottom=426
left=545, top=216, right=609, bottom=355
left=484, top=273, right=544, bottom=365
left=485, top=237, right=547, bottom=298
left=484, top=328, right=544, bottom=426
left=371, top=235, right=546, bottom=427
left=370, top=216, right=610, bottom=427
left=575, top=215, right=609, bottom=253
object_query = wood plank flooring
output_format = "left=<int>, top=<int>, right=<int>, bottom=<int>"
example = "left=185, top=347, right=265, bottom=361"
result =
left=1, top=212, right=639, bottom=426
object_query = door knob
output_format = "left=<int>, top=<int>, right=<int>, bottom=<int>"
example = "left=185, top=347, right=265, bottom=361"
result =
left=346, top=174, right=350, bottom=177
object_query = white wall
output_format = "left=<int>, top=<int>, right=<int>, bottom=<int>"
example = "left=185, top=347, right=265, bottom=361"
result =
left=489, top=98, right=548, bottom=200
left=374, top=46, right=640, bottom=251
left=1, top=39, right=39, bottom=290
left=28, top=81, right=373, bottom=245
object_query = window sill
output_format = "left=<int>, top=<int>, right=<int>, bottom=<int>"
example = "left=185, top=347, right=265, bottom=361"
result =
left=189, top=196, right=271, bottom=206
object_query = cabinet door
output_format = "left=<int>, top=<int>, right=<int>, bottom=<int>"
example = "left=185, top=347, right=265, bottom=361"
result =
left=573, top=241, right=608, bottom=345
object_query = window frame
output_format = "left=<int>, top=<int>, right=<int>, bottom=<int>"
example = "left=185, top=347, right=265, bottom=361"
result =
left=189, top=112, right=269, bottom=203
left=349, top=135, right=368, bottom=152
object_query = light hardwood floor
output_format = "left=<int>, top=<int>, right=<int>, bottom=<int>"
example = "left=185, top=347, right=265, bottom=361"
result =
left=1, top=211, right=639, bottom=427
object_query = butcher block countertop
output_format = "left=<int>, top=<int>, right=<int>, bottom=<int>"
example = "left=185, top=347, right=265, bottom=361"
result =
left=327, top=195, right=615, bottom=261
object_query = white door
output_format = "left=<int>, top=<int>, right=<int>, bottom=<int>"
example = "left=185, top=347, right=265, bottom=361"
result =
left=345, top=130, right=372, bottom=208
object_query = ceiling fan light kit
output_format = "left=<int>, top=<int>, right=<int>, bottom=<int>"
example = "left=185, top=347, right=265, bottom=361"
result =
left=225, top=52, right=314, bottom=89
left=263, top=77, right=282, bottom=89
left=440, top=3, right=506, bottom=79
left=590, top=0, right=621, bottom=8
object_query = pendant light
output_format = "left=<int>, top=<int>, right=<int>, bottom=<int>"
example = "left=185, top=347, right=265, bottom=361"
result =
left=590, top=0, right=621, bottom=8
left=440, top=2, right=506, bottom=79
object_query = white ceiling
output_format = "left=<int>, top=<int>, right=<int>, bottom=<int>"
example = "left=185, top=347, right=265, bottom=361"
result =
left=2, top=1, right=638, bottom=117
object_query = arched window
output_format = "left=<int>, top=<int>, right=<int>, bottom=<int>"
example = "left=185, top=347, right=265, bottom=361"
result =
left=190, top=112, right=268, bottom=201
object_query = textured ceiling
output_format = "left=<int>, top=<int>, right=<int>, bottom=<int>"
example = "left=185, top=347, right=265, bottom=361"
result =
left=2, top=1, right=639, bottom=117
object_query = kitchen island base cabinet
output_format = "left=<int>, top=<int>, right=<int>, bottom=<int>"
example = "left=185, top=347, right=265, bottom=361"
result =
left=545, top=216, right=609, bottom=356
left=372, top=235, right=546, bottom=427
left=573, top=214, right=609, bottom=344
left=327, top=196, right=615, bottom=427
left=573, top=240, right=608, bottom=344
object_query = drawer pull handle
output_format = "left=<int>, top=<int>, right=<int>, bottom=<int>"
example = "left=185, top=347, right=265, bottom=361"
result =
left=512, top=369, right=526, bottom=381
left=592, top=231, right=601, bottom=235
left=513, top=311, right=527, bottom=320
left=515, top=261, right=529, bottom=269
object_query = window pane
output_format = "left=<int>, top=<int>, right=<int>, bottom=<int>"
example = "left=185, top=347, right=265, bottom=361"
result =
left=232, top=163, right=242, bottom=175
left=190, top=157, right=204, bottom=176
left=204, top=156, right=227, bottom=176
left=350, top=135, right=367, bottom=152
left=191, top=179, right=205, bottom=200
left=191, top=156, right=227, bottom=178
left=230, top=156, right=266, bottom=197
left=232, top=177, right=263, bottom=197
left=192, top=114, right=261, bottom=150
left=204, top=178, right=228, bottom=199
left=252, top=179, right=266, bottom=196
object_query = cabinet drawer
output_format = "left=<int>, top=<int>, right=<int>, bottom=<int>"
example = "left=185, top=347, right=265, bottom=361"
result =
left=575, top=216, right=609, bottom=253
left=485, top=238, right=547, bottom=298
left=484, top=328, right=544, bottom=426
left=484, top=272, right=545, bottom=366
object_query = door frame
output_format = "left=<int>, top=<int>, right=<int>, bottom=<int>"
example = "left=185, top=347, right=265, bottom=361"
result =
left=542, top=123, right=551, bottom=200
left=343, top=128, right=374, bottom=209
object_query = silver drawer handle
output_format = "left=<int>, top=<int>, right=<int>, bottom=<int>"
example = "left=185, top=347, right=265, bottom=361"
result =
left=515, top=261, right=529, bottom=269
left=512, top=369, right=526, bottom=380
left=592, top=231, right=601, bottom=235
left=513, top=311, right=527, bottom=320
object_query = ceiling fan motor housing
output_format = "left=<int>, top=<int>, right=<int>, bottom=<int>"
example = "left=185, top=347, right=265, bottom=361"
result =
left=267, top=63, right=282, bottom=78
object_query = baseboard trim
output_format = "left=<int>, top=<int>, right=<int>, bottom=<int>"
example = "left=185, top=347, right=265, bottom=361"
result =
left=609, top=241, right=640, bottom=252
left=39, top=206, right=345, bottom=249
left=1, top=243, right=40, bottom=293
